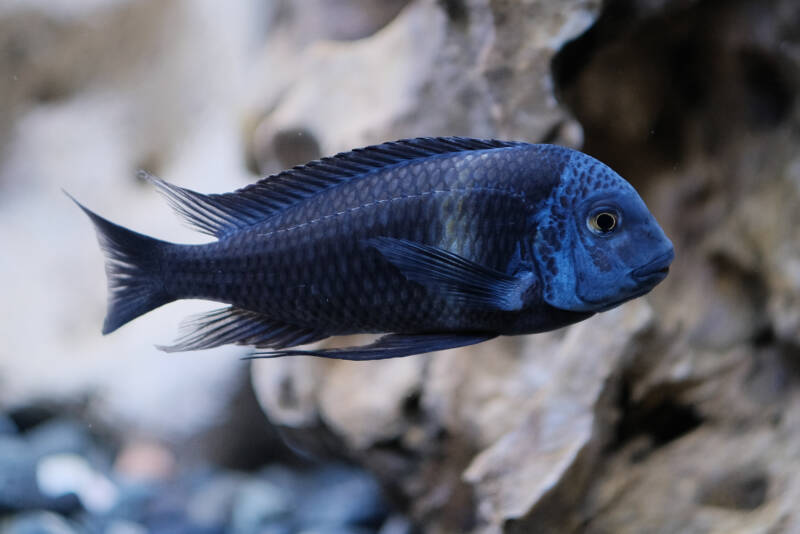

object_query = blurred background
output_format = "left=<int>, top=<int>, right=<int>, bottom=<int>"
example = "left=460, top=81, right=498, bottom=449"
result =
left=1, top=0, right=799, bottom=532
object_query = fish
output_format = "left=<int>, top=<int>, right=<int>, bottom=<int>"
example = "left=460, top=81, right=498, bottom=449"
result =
left=72, top=137, right=674, bottom=360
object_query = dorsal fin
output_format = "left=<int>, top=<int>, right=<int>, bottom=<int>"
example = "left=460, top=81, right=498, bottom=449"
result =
left=147, top=137, right=525, bottom=238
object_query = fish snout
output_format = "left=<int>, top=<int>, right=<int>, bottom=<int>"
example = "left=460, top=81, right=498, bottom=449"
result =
left=631, top=248, right=675, bottom=284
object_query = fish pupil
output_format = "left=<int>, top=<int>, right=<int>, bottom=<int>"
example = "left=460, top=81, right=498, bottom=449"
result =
left=596, top=213, right=616, bottom=231
left=589, top=210, right=617, bottom=234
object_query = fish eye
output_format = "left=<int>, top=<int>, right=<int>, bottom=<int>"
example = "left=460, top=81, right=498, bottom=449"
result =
left=587, top=209, right=619, bottom=235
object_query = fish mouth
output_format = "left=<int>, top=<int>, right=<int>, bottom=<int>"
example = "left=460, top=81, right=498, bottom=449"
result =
left=631, top=249, right=675, bottom=283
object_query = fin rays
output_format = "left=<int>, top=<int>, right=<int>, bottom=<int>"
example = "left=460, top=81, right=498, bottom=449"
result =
left=158, top=307, right=324, bottom=353
left=246, top=332, right=497, bottom=361
left=68, top=193, right=174, bottom=334
left=367, top=237, right=535, bottom=311
left=145, top=137, right=523, bottom=238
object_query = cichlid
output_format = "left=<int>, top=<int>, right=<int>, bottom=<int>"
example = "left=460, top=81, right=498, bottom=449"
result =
left=73, top=137, right=674, bottom=360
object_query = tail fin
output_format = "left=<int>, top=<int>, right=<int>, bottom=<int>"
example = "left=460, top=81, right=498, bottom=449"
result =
left=68, top=194, right=175, bottom=334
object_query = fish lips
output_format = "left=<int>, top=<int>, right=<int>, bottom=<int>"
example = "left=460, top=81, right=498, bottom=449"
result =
left=630, top=249, right=675, bottom=285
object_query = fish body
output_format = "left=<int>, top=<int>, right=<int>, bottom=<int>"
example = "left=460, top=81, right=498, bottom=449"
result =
left=75, top=137, right=674, bottom=359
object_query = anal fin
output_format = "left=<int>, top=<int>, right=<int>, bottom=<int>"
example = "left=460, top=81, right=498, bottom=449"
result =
left=158, top=307, right=325, bottom=353
left=246, top=332, right=496, bottom=361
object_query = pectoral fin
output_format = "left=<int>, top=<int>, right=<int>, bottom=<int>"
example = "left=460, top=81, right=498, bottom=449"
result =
left=366, top=237, right=534, bottom=311
left=246, top=332, right=497, bottom=361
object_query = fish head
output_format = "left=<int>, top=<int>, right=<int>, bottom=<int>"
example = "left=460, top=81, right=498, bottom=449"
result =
left=532, top=150, right=674, bottom=312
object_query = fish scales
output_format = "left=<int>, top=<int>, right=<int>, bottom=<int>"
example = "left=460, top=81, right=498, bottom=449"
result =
left=167, top=148, right=542, bottom=333
left=73, top=137, right=674, bottom=359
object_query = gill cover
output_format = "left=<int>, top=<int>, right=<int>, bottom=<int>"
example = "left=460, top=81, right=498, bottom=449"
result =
left=532, top=177, right=584, bottom=311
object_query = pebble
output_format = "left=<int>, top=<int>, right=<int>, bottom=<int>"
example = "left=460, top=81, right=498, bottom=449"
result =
left=296, top=528, right=376, bottom=534
left=103, top=520, right=149, bottom=534
left=295, top=465, right=388, bottom=529
left=135, top=479, right=192, bottom=531
left=0, top=411, right=400, bottom=533
left=230, top=479, right=290, bottom=534
left=36, top=453, right=119, bottom=514
left=114, top=440, right=177, bottom=482
left=25, top=419, right=94, bottom=459
left=0, top=435, right=81, bottom=514
left=378, top=516, right=414, bottom=534
left=259, top=464, right=305, bottom=495
left=0, top=414, right=18, bottom=435
left=186, top=471, right=245, bottom=529
left=105, top=482, right=158, bottom=524
left=0, top=511, right=78, bottom=534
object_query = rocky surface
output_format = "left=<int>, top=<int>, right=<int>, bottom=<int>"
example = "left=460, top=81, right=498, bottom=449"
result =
left=1, top=0, right=800, bottom=532
left=252, top=1, right=800, bottom=532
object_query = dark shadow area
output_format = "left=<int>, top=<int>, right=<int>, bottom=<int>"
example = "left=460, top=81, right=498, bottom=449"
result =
left=552, top=0, right=797, bottom=181
left=610, top=379, right=704, bottom=459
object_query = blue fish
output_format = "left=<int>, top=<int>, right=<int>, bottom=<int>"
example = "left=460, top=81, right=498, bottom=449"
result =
left=73, top=137, right=674, bottom=360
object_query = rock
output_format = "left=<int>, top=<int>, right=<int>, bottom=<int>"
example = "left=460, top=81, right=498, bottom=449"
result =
left=295, top=528, right=374, bottom=534
left=294, top=464, right=388, bottom=528
left=251, top=357, right=327, bottom=428
left=25, top=419, right=95, bottom=459
left=186, top=471, right=245, bottom=530
left=580, top=426, right=786, bottom=533
left=103, top=520, right=149, bottom=534
left=104, top=481, right=157, bottom=527
left=248, top=0, right=448, bottom=173
left=546, top=2, right=800, bottom=533
left=696, top=464, right=769, bottom=511
left=0, top=435, right=39, bottom=511
left=248, top=0, right=598, bottom=176
left=317, top=358, right=425, bottom=450
left=230, top=479, right=290, bottom=534
left=0, top=511, right=78, bottom=534
left=260, top=0, right=410, bottom=47
left=423, top=336, right=559, bottom=449
left=377, top=515, right=414, bottom=534
left=36, top=453, right=119, bottom=514
left=259, top=464, right=305, bottom=495
left=463, top=300, right=654, bottom=530
left=0, top=414, right=18, bottom=435
left=113, top=440, right=176, bottom=483
left=0, top=435, right=81, bottom=514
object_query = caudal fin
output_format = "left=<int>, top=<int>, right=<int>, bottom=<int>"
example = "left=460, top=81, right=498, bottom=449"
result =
left=69, top=194, right=174, bottom=334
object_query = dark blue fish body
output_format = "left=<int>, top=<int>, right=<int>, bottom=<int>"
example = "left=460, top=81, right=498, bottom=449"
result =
left=74, top=138, right=674, bottom=359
